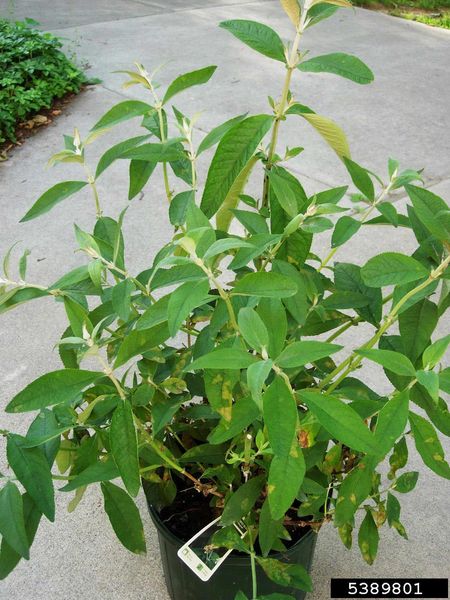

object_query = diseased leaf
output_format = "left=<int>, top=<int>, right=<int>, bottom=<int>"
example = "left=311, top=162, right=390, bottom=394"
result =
left=101, top=482, right=146, bottom=554
left=20, top=181, right=88, bottom=222
left=299, top=53, right=374, bottom=84
left=201, top=115, right=273, bottom=218
left=358, top=510, right=379, bottom=565
left=299, top=391, right=379, bottom=454
left=409, top=412, right=450, bottom=479
left=268, top=446, right=306, bottom=519
left=221, top=475, right=265, bottom=525
left=163, top=65, right=217, bottom=104
left=257, top=557, right=312, bottom=592
left=394, top=471, right=419, bottom=493
left=219, top=20, right=286, bottom=62
left=334, top=456, right=375, bottom=526
left=6, top=369, right=103, bottom=413
left=280, top=0, right=301, bottom=25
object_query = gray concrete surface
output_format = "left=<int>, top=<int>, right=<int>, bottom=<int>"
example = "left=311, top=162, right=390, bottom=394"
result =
left=0, top=1, right=449, bottom=599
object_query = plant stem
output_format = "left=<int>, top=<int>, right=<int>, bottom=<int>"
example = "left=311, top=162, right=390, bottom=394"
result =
left=249, top=528, right=258, bottom=599
left=84, top=164, right=102, bottom=218
left=261, top=22, right=304, bottom=208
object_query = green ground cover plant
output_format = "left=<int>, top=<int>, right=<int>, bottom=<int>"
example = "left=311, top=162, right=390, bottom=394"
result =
left=0, top=19, right=87, bottom=144
left=355, top=0, right=450, bottom=29
left=0, top=0, right=449, bottom=598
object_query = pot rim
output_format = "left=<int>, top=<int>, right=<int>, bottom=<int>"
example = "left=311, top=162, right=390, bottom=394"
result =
left=148, top=502, right=317, bottom=565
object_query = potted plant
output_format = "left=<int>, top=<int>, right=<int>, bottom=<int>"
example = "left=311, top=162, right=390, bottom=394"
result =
left=1, top=1, right=449, bottom=599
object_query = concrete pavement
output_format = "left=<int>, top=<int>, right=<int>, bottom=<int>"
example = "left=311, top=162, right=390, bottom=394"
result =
left=0, top=1, right=449, bottom=599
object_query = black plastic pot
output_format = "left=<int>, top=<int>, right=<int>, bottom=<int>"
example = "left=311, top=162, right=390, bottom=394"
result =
left=148, top=503, right=318, bottom=600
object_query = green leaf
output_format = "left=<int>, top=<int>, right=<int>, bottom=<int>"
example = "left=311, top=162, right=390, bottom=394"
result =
left=114, top=322, right=170, bottom=368
left=269, top=171, right=300, bottom=218
left=275, top=340, right=342, bottom=368
left=167, top=279, right=210, bottom=337
left=201, top=114, right=272, bottom=218
left=258, top=498, right=284, bottom=557
left=232, top=272, right=298, bottom=298
left=257, top=558, right=312, bottom=592
left=112, top=279, right=135, bottom=322
left=405, top=184, right=450, bottom=242
left=60, top=460, right=119, bottom=492
left=216, top=156, right=259, bottom=232
left=20, top=181, right=88, bottom=222
left=0, top=483, right=29, bottom=560
left=219, top=20, right=286, bottom=62
left=197, top=114, right=247, bottom=156
left=238, top=307, right=269, bottom=352
left=263, top=377, right=297, bottom=458
left=334, top=456, right=375, bottom=526
left=331, top=216, right=361, bottom=247
left=221, top=475, right=265, bottom=525
left=343, top=157, right=374, bottom=200
left=374, top=390, right=409, bottom=456
left=358, top=510, right=379, bottom=565
left=179, top=444, right=228, bottom=465
left=361, top=253, right=429, bottom=287
left=394, top=471, right=419, bottom=493
left=247, top=359, right=273, bottom=408
left=355, top=348, right=416, bottom=377
left=101, top=482, right=146, bottom=554
left=299, top=391, right=379, bottom=454
left=268, top=447, right=306, bottom=519
left=91, top=100, right=153, bottom=131
left=399, top=299, right=438, bottom=362
left=95, top=135, right=150, bottom=178
left=128, top=159, right=156, bottom=200
left=334, top=262, right=382, bottom=326
left=136, top=295, right=170, bottom=330
left=0, top=493, right=41, bottom=579
left=169, top=190, right=194, bottom=227
left=6, top=369, right=103, bottom=413
left=416, top=370, right=439, bottom=402
left=187, top=348, right=258, bottom=371
left=299, top=53, right=374, bottom=84
left=26, top=409, right=61, bottom=466
left=120, top=140, right=185, bottom=162
left=203, top=238, right=253, bottom=260
left=299, top=112, right=350, bottom=159
left=423, top=334, right=450, bottom=369
left=409, top=412, right=450, bottom=479
left=7, top=435, right=54, bottom=521
left=163, top=65, right=216, bottom=104
left=111, top=401, right=140, bottom=497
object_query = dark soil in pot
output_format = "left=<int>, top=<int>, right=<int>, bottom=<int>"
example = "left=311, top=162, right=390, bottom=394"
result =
left=144, top=481, right=318, bottom=600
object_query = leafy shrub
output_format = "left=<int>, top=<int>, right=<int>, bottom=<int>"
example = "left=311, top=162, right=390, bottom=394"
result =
left=0, top=19, right=87, bottom=144
left=0, top=1, right=449, bottom=598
